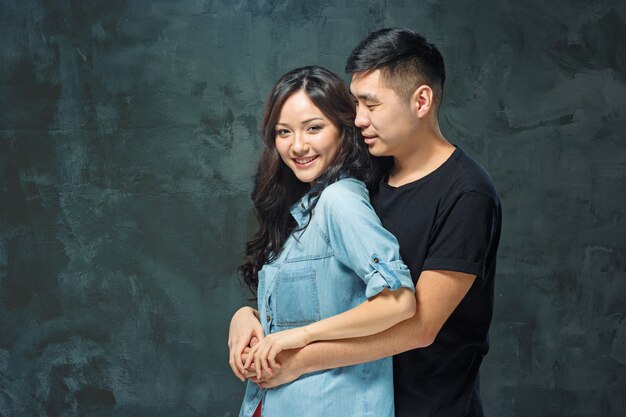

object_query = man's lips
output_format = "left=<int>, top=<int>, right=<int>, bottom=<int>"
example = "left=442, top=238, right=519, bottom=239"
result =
left=363, top=134, right=378, bottom=144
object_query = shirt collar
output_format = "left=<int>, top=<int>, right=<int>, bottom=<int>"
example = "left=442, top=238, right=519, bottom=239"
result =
left=290, top=191, right=319, bottom=228
left=288, top=174, right=351, bottom=227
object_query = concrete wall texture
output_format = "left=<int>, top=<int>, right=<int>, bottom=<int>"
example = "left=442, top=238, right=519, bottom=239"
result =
left=0, top=0, right=624, bottom=416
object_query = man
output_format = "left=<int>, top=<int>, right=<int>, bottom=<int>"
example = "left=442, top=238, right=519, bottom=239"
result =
left=229, top=28, right=501, bottom=417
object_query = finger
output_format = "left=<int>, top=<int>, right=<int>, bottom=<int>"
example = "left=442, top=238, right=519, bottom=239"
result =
left=250, top=374, right=262, bottom=383
left=242, top=352, right=255, bottom=370
left=258, top=345, right=274, bottom=378
left=236, top=356, right=245, bottom=377
left=227, top=333, right=238, bottom=349
left=244, top=344, right=258, bottom=370
left=250, top=336, right=259, bottom=347
left=259, top=375, right=280, bottom=389
left=254, top=326, right=265, bottom=340
left=233, top=343, right=247, bottom=377
left=229, top=352, right=244, bottom=381
left=243, top=369, right=258, bottom=379
left=256, top=346, right=267, bottom=379
left=232, top=350, right=247, bottom=382
left=268, top=345, right=281, bottom=370
left=254, top=351, right=263, bottom=382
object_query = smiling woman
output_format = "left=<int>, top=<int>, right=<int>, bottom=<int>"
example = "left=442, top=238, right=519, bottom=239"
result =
left=227, top=66, right=416, bottom=417
left=274, top=90, right=341, bottom=184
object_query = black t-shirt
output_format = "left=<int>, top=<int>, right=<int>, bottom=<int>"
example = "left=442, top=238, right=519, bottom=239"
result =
left=371, top=147, right=502, bottom=417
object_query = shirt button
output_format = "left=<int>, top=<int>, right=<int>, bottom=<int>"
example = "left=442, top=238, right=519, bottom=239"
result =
left=266, top=314, right=271, bottom=321
left=373, top=257, right=379, bottom=263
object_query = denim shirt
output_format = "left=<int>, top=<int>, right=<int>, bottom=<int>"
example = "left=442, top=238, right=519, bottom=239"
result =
left=239, top=177, right=414, bottom=417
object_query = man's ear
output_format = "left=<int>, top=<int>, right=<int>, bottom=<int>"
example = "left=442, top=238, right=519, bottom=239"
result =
left=410, top=85, right=434, bottom=118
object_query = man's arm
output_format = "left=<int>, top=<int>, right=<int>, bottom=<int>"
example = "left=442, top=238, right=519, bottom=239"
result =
left=251, top=269, right=475, bottom=388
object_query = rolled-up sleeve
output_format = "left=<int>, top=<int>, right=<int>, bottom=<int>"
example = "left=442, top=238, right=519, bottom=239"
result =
left=313, top=179, right=414, bottom=298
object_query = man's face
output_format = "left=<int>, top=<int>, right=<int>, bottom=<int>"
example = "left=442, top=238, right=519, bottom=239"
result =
left=350, top=70, right=418, bottom=157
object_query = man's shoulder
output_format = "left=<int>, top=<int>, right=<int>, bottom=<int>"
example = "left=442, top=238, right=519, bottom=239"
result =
left=445, top=147, right=499, bottom=204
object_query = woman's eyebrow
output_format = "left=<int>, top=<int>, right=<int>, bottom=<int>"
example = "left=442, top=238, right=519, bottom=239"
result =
left=276, top=117, right=325, bottom=127
left=299, top=117, right=325, bottom=125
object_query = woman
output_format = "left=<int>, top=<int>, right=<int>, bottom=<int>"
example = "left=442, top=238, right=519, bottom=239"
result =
left=229, top=66, right=415, bottom=417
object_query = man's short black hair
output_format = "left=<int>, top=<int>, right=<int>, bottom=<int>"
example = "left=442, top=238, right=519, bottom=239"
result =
left=346, top=28, right=445, bottom=108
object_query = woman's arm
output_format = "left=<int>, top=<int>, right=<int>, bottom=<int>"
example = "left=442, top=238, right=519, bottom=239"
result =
left=305, top=287, right=415, bottom=341
left=243, top=287, right=415, bottom=379
left=248, top=270, right=476, bottom=389
left=244, top=179, right=416, bottom=378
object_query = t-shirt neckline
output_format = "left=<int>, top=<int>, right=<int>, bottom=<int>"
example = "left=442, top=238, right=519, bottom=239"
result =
left=380, top=146, right=461, bottom=191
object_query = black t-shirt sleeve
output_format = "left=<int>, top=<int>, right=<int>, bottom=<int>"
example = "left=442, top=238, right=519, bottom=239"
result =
left=422, top=191, right=498, bottom=278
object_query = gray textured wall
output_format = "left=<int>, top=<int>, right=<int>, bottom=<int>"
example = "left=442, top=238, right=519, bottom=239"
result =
left=1, top=1, right=624, bottom=416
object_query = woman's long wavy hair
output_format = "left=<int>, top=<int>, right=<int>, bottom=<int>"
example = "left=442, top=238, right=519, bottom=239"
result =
left=238, top=66, right=388, bottom=294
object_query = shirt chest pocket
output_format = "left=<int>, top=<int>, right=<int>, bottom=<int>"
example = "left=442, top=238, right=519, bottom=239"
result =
left=273, top=267, right=321, bottom=328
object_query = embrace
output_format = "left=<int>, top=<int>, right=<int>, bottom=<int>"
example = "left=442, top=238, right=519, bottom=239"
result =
left=228, top=28, right=502, bottom=417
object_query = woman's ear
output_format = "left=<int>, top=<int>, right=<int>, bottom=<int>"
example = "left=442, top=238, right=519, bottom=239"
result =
left=410, top=85, right=434, bottom=118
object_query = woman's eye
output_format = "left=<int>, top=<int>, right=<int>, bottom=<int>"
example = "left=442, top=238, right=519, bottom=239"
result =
left=276, top=129, right=290, bottom=136
left=307, top=125, right=321, bottom=133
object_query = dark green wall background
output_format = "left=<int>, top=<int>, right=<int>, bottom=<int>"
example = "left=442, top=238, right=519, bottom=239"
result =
left=1, top=0, right=624, bottom=416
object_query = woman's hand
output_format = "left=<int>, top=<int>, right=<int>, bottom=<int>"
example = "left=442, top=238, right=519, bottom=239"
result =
left=243, top=326, right=312, bottom=380
left=228, top=306, right=264, bottom=381
left=244, top=348, right=305, bottom=389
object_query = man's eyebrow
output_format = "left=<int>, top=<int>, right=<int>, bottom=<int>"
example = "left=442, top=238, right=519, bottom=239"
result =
left=352, top=93, right=380, bottom=101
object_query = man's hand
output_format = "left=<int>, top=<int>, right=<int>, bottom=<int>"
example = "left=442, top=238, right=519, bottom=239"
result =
left=243, top=348, right=304, bottom=389
left=228, top=307, right=264, bottom=381
left=243, top=327, right=311, bottom=380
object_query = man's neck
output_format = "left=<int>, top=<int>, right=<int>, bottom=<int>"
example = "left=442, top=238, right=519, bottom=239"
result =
left=387, top=130, right=456, bottom=187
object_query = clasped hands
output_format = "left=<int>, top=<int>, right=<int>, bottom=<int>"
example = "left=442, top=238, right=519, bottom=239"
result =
left=245, top=325, right=311, bottom=379
left=228, top=308, right=307, bottom=389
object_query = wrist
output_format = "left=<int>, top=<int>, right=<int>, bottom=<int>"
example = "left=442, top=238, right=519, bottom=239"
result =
left=301, top=324, right=315, bottom=345
left=289, top=346, right=312, bottom=377
left=238, top=306, right=259, bottom=319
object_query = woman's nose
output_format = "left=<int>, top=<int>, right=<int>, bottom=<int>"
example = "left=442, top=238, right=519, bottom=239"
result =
left=291, top=133, right=308, bottom=154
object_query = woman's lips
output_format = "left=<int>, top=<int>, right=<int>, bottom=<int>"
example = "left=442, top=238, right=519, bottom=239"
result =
left=293, top=155, right=319, bottom=167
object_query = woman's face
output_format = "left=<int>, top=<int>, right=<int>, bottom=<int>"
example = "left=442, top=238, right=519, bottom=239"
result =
left=274, top=90, right=341, bottom=184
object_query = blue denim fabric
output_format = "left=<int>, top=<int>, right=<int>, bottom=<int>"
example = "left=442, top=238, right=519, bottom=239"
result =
left=239, top=178, right=414, bottom=417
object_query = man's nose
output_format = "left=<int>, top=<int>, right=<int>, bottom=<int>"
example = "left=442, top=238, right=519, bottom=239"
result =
left=354, top=105, right=370, bottom=128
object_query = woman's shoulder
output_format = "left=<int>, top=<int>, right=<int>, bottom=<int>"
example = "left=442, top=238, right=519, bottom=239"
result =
left=320, top=177, right=367, bottom=199
left=316, top=177, right=370, bottom=214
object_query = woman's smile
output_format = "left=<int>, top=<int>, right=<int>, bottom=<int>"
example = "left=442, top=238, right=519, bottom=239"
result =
left=274, top=90, right=341, bottom=184
left=293, top=155, right=320, bottom=167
